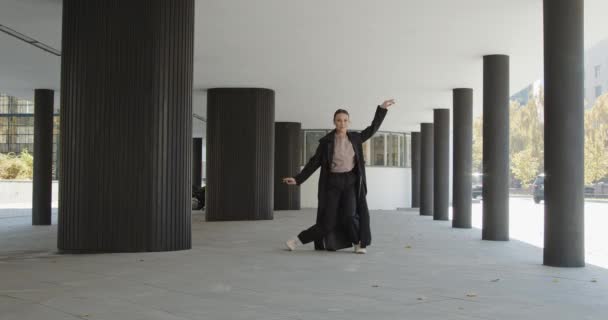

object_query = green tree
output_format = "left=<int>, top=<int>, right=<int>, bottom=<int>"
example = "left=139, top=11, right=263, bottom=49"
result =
left=511, top=147, right=541, bottom=187
left=584, top=93, right=608, bottom=184
left=509, top=93, right=544, bottom=186
left=472, top=116, right=483, bottom=173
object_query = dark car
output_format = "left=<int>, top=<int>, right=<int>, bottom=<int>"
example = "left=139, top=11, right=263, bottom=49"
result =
left=472, top=173, right=483, bottom=199
left=532, top=174, right=544, bottom=204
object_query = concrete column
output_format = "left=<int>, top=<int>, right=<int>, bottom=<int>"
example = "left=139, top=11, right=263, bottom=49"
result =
left=274, top=122, right=301, bottom=210
left=206, top=88, right=275, bottom=221
left=433, top=109, right=450, bottom=221
left=411, top=132, right=421, bottom=208
left=420, top=123, right=434, bottom=216
left=192, top=138, right=202, bottom=187
left=58, top=0, right=194, bottom=252
left=482, top=55, right=509, bottom=241
left=32, top=89, right=54, bottom=226
left=543, top=0, right=585, bottom=267
left=452, top=88, right=473, bottom=228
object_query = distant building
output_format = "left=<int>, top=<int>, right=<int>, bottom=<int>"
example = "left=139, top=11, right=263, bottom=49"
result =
left=585, top=39, right=608, bottom=108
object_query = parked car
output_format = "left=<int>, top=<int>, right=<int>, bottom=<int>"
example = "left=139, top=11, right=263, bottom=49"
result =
left=532, top=174, right=544, bottom=204
left=533, top=174, right=595, bottom=204
left=472, top=172, right=483, bottom=199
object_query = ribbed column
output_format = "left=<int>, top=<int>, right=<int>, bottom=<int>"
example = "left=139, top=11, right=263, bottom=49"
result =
left=452, top=88, right=473, bottom=228
left=192, top=138, right=202, bottom=187
left=58, top=0, right=194, bottom=252
left=543, top=0, right=585, bottom=267
left=274, top=122, right=301, bottom=210
left=420, top=123, right=434, bottom=216
left=411, top=132, right=421, bottom=208
left=433, top=109, right=450, bottom=221
left=32, top=89, right=54, bottom=226
left=206, top=88, right=275, bottom=221
left=482, top=55, right=510, bottom=241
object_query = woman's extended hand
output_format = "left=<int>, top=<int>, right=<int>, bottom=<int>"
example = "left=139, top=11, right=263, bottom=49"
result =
left=283, top=177, right=297, bottom=185
left=381, top=99, right=396, bottom=109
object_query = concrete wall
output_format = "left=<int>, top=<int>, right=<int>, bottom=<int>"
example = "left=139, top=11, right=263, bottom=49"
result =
left=0, top=180, right=58, bottom=206
left=300, top=167, right=411, bottom=210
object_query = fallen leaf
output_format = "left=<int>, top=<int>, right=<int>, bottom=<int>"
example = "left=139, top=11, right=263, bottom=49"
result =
left=491, top=279, right=500, bottom=282
left=466, top=293, right=477, bottom=297
left=552, top=279, right=559, bottom=283
left=405, top=245, right=412, bottom=249
left=372, top=285, right=379, bottom=288
left=417, top=296, right=426, bottom=301
left=591, top=279, right=598, bottom=283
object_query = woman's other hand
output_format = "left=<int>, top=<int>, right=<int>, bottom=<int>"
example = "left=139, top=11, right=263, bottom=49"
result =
left=381, top=99, right=395, bottom=109
left=283, top=177, right=297, bottom=185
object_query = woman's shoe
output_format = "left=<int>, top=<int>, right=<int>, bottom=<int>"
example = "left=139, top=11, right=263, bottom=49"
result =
left=285, top=237, right=301, bottom=251
left=354, top=243, right=367, bottom=254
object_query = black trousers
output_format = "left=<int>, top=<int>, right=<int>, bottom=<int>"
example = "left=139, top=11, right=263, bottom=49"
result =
left=298, top=171, right=359, bottom=245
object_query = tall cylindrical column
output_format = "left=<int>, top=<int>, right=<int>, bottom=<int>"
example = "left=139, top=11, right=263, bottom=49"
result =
left=433, top=109, right=450, bottom=221
left=192, top=138, right=202, bottom=187
left=32, top=89, right=54, bottom=226
left=411, top=132, right=421, bottom=208
left=420, top=123, right=434, bottom=216
left=452, top=88, right=473, bottom=229
left=58, top=0, right=194, bottom=252
left=274, top=122, right=301, bottom=210
left=206, top=88, right=275, bottom=221
left=543, top=0, right=585, bottom=267
left=482, top=55, right=510, bottom=241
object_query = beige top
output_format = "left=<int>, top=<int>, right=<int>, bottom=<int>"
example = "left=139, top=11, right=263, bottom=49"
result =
left=331, top=134, right=355, bottom=173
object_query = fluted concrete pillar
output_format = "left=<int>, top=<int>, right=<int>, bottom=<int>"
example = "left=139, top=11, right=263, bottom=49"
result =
left=482, top=55, right=510, bottom=241
left=452, top=88, right=473, bottom=229
left=433, top=109, right=450, bottom=221
left=32, top=89, right=54, bottom=226
left=543, top=0, right=585, bottom=267
left=206, top=88, right=275, bottom=221
left=274, top=122, right=301, bottom=210
left=420, top=123, right=434, bottom=216
left=411, top=132, right=421, bottom=208
left=58, top=0, right=194, bottom=252
left=192, top=138, right=202, bottom=187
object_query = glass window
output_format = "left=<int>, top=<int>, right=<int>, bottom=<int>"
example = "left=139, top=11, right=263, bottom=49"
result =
left=0, top=135, right=6, bottom=143
left=362, top=140, right=370, bottom=164
left=404, top=134, right=411, bottom=168
left=370, top=134, right=385, bottom=166
left=387, top=134, right=400, bottom=167
left=596, top=85, right=603, bottom=98
left=303, top=131, right=328, bottom=165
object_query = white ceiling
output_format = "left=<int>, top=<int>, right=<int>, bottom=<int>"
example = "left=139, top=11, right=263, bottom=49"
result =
left=2, top=0, right=608, bottom=133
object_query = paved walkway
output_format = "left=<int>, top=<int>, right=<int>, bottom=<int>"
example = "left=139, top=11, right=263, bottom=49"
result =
left=1, top=208, right=607, bottom=319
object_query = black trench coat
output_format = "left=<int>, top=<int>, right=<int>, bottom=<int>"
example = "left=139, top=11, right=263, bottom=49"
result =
left=295, top=106, right=388, bottom=250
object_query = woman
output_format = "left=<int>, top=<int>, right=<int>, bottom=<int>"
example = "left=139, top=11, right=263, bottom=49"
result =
left=283, top=99, right=395, bottom=253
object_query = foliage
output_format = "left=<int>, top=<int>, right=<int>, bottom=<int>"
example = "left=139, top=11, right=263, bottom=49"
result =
left=584, top=93, right=608, bottom=184
left=0, top=149, right=33, bottom=180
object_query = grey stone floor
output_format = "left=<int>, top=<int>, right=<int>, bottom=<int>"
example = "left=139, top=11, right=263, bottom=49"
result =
left=1, top=208, right=607, bottom=320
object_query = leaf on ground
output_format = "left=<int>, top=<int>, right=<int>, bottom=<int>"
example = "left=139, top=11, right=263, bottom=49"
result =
left=591, top=279, right=598, bottom=283
left=552, top=279, right=559, bottom=283
left=491, top=279, right=500, bottom=282
left=372, top=284, right=379, bottom=288
left=466, top=293, right=477, bottom=297
left=417, top=296, right=426, bottom=301
left=405, top=245, right=412, bottom=249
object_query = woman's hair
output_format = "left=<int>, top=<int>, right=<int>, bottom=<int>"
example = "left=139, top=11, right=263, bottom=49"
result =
left=333, top=109, right=350, bottom=121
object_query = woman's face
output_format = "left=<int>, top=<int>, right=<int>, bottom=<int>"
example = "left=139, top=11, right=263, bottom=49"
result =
left=334, top=113, right=350, bottom=132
